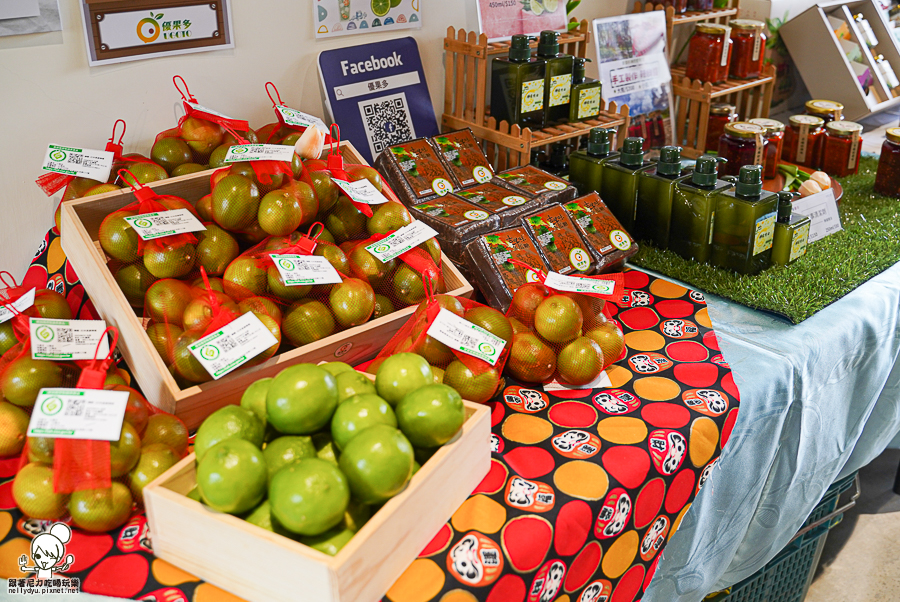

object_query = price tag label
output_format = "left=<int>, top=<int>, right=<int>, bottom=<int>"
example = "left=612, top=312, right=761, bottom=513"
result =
left=28, top=388, right=129, bottom=441
left=270, top=254, right=342, bottom=286
left=224, top=144, right=296, bottom=163
left=333, top=178, right=390, bottom=205
left=791, top=188, right=843, bottom=243
left=30, top=318, right=110, bottom=361
left=544, top=272, right=617, bottom=296
left=188, top=312, right=279, bottom=380
left=124, top=209, right=206, bottom=240
left=186, top=101, right=237, bottom=121
left=275, top=105, right=329, bottom=131
left=41, top=145, right=114, bottom=182
left=426, top=308, right=507, bottom=366
left=720, top=26, right=732, bottom=66
left=365, top=221, right=438, bottom=263
left=0, top=288, right=35, bottom=324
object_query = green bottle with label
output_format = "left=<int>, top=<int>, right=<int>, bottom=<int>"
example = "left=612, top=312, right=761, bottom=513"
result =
left=771, top=192, right=811, bottom=266
left=569, top=58, right=602, bottom=123
left=711, top=164, right=778, bottom=274
left=490, top=34, right=547, bottom=129
left=669, top=155, right=732, bottom=263
left=568, top=128, right=619, bottom=195
left=634, top=146, right=689, bottom=248
left=600, top=137, right=654, bottom=232
left=537, top=30, right=574, bottom=125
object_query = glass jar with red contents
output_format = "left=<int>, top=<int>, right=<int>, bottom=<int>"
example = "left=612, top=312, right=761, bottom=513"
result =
left=783, top=115, right=825, bottom=168
left=805, top=100, right=844, bottom=124
left=688, top=0, right=714, bottom=10
left=729, top=20, right=767, bottom=79
left=718, top=122, right=767, bottom=176
left=874, top=127, right=900, bottom=197
left=748, top=118, right=784, bottom=179
left=686, top=24, right=733, bottom=83
left=661, top=0, right=688, bottom=14
left=705, top=103, right=737, bottom=152
left=822, top=120, right=863, bottom=177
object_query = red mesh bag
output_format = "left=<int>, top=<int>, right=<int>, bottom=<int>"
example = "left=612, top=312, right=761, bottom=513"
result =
left=504, top=261, right=626, bottom=386
left=258, top=82, right=336, bottom=148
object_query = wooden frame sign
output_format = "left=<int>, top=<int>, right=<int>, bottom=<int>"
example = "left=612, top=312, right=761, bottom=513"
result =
left=79, top=0, right=234, bottom=66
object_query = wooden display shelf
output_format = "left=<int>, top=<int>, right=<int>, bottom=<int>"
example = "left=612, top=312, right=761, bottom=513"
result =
left=633, top=1, right=740, bottom=59
left=481, top=27, right=592, bottom=57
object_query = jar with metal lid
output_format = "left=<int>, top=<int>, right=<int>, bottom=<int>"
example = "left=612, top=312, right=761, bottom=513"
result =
left=874, top=127, right=900, bottom=197
left=822, top=120, right=863, bottom=177
left=748, top=118, right=785, bottom=179
left=686, top=24, right=733, bottom=83
left=705, top=103, right=738, bottom=152
left=805, top=99, right=844, bottom=124
left=718, top=122, right=768, bottom=177
left=783, top=115, right=825, bottom=169
left=729, top=20, right=767, bottom=79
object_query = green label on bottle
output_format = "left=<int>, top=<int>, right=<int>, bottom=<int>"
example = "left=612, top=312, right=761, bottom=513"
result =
left=577, top=88, right=601, bottom=119
left=521, top=79, right=545, bottom=113
left=790, top=221, right=811, bottom=261
left=549, top=74, right=572, bottom=107
left=752, top=212, right=777, bottom=255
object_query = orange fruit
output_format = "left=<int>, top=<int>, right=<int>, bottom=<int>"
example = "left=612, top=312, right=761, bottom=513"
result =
left=557, top=336, right=604, bottom=386
left=507, top=333, right=556, bottom=383
left=534, top=294, right=583, bottom=343
left=509, top=283, right=551, bottom=327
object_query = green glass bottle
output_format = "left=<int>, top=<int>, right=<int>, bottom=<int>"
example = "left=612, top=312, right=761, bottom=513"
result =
left=537, top=30, right=574, bottom=125
left=568, top=128, right=619, bottom=195
left=600, top=137, right=654, bottom=232
left=771, top=192, right=811, bottom=266
left=569, top=58, right=602, bottom=123
left=540, top=142, right=570, bottom=176
left=711, top=165, right=779, bottom=274
left=634, top=146, right=689, bottom=248
left=490, top=35, right=547, bottom=130
left=669, top=155, right=733, bottom=263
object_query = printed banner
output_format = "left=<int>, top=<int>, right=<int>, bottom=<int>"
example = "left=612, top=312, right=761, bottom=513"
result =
left=476, top=0, right=568, bottom=41
left=315, top=0, right=421, bottom=39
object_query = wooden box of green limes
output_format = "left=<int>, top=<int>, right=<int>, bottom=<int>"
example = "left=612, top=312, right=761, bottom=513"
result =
left=60, top=141, right=475, bottom=429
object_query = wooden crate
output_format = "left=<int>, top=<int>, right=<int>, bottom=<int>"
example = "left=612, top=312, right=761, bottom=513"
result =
left=59, top=142, right=474, bottom=428
left=144, top=399, right=491, bottom=602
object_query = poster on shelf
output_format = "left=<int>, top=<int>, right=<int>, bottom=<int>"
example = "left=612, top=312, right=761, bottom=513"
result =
left=475, top=0, right=568, bottom=41
left=592, top=12, right=674, bottom=149
left=314, top=0, right=421, bottom=39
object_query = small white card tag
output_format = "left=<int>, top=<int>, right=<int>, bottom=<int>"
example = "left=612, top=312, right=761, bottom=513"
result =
left=124, top=209, right=206, bottom=240
left=188, top=312, right=279, bottom=380
left=270, top=254, right=342, bottom=286
left=543, top=370, right=613, bottom=391
left=30, top=318, right=110, bottom=361
left=224, top=144, right=296, bottom=163
left=791, top=188, right=843, bottom=243
left=41, top=145, right=114, bottom=182
left=544, top=272, right=617, bottom=295
left=365, top=221, right=438, bottom=263
left=426, top=308, right=506, bottom=366
left=28, top=388, right=129, bottom=441
left=275, top=105, right=330, bottom=132
left=0, top=288, right=35, bottom=324
left=186, top=101, right=237, bottom=121
left=334, top=178, right=390, bottom=205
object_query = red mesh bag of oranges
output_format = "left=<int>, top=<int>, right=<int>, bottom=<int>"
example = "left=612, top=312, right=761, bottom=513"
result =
left=504, top=261, right=626, bottom=386
left=256, top=82, right=335, bottom=149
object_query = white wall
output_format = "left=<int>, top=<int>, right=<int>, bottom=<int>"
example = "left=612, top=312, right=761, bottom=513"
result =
left=0, top=0, right=626, bottom=280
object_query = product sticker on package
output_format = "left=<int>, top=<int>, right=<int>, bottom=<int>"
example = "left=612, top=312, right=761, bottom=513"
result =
left=365, top=220, right=438, bottom=262
left=269, top=254, right=343, bottom=286
left=30, top=318, right=110, bottom=360
left=124, top=209, right=206, bottom=240
left=334, top=177, right=390, bottom=205
left=188, top=312, right=278, bottom=380
left=28, top=388, right=129, bottom=441
left=314, top=0, right=421, bottom=39
left=41, top=145, right=114, bottom=182
left=224, top=144, right=295, bottom=163
left=427, top=308, right=507, bottom=365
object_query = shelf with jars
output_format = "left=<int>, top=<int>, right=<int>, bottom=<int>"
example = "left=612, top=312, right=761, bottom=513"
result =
left=632, top=0, right=741, bottom=60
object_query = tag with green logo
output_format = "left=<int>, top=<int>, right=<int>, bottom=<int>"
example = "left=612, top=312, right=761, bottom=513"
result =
left=123, top=209, right=206, bottom=240
left=270, top=254, right=342, bottom=286
left=30, top=318, right=110, bottom=360
left=275, top=106, right=329, bottom=131
left=28, top=388, right=129, bottom=441
left=333, top=178, right=390, bottom=205
left=188, top=312, right=279, bottom=379
left=0, top=288, right=34, bottom=324
left=224, top=144, right=295, bottom=163
left=41, top=144, right=114, bottom=181
left=544, top=271, right=617, bottom=295
left=365, top=220, right=438, bottom=263
left=426, top=308, right=506, bottom=366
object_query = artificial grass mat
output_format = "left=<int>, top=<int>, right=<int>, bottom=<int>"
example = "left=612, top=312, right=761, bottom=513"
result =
left=629, top=156, right=900, bottom=323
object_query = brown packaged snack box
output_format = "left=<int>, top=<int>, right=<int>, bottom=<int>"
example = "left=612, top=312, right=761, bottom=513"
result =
left=521, top=204, right=601, bottom=276
left=494, top=165, right=578, bottom=205
left=463, top=226, right=551, bottom=312
left=408, top=196, right=501, bottom=263
left=452, top=182, right=543, bottom=227
left=375, top=138, right=460, bottom=205
left=561, top=192, right=638, bottom=272
left=430, top=129, right=494, bottom=188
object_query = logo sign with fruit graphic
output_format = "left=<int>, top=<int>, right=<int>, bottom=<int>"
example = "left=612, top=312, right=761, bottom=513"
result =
left=527, top=558, right=567, bottom=602
left=473, top=166, right=493, bottom=183
left=504, top=476, right=556, bottom=512
left=609, top=229, right=632, bottom=251
left=682, top=389, right=730, bottom=416
left=648, top=429, right=688, bottom=475
left=35, top=325, right=55, bottom=343
left=551, top=429, right=601, bottom=459
left=640, top=515, right=670, bottom=562
left=504, top=386, right=549, bottom=413
left=464, top=209, right=489, bottom=221
left=544, top=180, right=568, bottom=190
left=594, top=488, right=632, bottom=539
left=199, top=345, right=220, bottom=360
left=628, top=352, right=672, bottom=374
left=49, top=149, right=67, bottom=163
left=446, top=532, right=504, bottom=587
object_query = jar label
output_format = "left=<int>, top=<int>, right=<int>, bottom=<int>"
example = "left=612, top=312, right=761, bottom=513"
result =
left=752, top=28, right=762, bottom=61
left=720, top=26, right=732, bottom=66
left=752, top=211, right=776, bottom=255
left=790, top=221, right=811, bottom=261
left=521, top=79, right=545, bottom=114
left=578, top=87, right=602, bottom=120
left=848, top=131, right=860, bottom=170
left=753, top=133, right=765, bottom=166
left=549, top=73, right=572, bottom=107
left=797, top=122, right=810, bottom=163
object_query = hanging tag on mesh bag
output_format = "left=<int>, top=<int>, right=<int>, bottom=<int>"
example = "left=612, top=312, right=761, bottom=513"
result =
left=544, top=271, right=624, bottom=299
left=28, top=388, right=128, bottom=441
left=0, top=288, right=35, bottom=324
left=270, top=254, right=342, bottom=286
left=41, top=145, right=114, bottom=182
left=334, top=178, right=390, bottom=205
left=188, top=311, right=278, bottom=380
left=30, top=318, right=110, bottom=361
left=124, top=208, right=206, bottom=240
left=275, top=106, right=329, bottom=131
left=426, top=308, right=507, bottom=366
left=224, top=144, right=295, bottom=163
left=366, top=221, right=439, bottom=263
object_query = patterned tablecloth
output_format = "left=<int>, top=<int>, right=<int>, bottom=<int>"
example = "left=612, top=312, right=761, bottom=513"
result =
left=0, top=228, right=738, bottom=602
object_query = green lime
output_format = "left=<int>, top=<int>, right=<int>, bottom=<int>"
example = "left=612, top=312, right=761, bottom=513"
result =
left=313, top=433, right=340, bottom=465
left=321, top=362, right=354, bottom=377
left=371, top=0, right=391, bottom=17
left=263, top=435, right=316, bottom=481
left=245, top=500, right=273, bottom=530
left=331, top=394, right=397, bottom=451
left=338, top=425, right=414, bottom=504
left=335, top=370, right=377, bottom=401
left=344, top=498, right=371, bottom=532
left=266, top=364, right=338, bottom=435
left=187, top=486, right=202, bottom=502
left=68, top=482, right=133, bottom=533
left=269, top=458, right=350, bottom=536
left=194, top=405, right=265, bottom=461
left=197, top=439, right=267, bottom=515
left=375, top=353, right=434, bottom=407
left=301, top=525, right=354, bottom=556
left=396, top=384, right=465, bottom=448
left=241, top=378, right=273, bottom=426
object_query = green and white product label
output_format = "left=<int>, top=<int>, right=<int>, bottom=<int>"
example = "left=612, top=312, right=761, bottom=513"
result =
left=545, top=180, right=568, bottom=191
left=752, top=212, right=777, bottom=255
left=545, top=271, right=617, bottom=295
left=426, top=308, right=506, bottom=366
left=124, top=209, right=206, bottom=240
left=270, top=254, right=342, bottom=286
left=464, top=210, right=490, bottom=221
left=569, top=248, right=591, bottom=271
left=41, top=145, right=114, bottom=182
left=30, top=318, right=110, bottom=360
left=790, top=221, right=811, bottom=261
left=188, top=312, right=278, bottom=380
left=610, top=229, right=632, bottom=251
left=578, top=88, right=601, bottom=120
left=431, top=177, right=454, bottom=196
left=473, top=166, right=493, bottom=184
left=549, top=73, right=573, bottom=107
left=224, top=144, right=295, bottom=163
left=275, top=105, right=329, bottom=131
left=333, top=177, right=390, bottom=205
left=521, top=79, right=545, bottom=113
left=0, top=288, right=34, bottom=324
left=365, top=220, right=439, bottom=263
left=502, top=195, right=527, bottom=206
left=28, top=388, right=128, bottom=441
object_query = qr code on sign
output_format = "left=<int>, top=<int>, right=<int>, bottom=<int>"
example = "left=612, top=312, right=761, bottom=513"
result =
left=358, top=92, right=416, bottom=159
